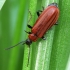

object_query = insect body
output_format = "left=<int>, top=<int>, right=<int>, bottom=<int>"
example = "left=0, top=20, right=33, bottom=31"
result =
left=6, top=3, right=59, bottom=50
left=6, top=3, right=59, bottom=66
left=29, top=6, right=59, bottom=41
left=26, top=3, right=59, bottom=46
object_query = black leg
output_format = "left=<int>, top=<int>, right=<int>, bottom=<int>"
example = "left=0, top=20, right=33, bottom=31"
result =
left=55, top=22, right=58, bottom=25
left=28, top=10, right=32, bottom=23
left=24, top=30, right=31, bottom=34
left=37, top=10, right=42, bottom=17
left=42, top=36, right=46, bottom=40
left=27, top=24, right=32, bottom=29
left=27, top=11, right=32, bottom=29
left=37, top=6, right=45, bottom=17
left=55, top=24, right=58, bottom=25
left=27, top=46, right=30, bottom=67
left=42, top=6, right=45, bottom=10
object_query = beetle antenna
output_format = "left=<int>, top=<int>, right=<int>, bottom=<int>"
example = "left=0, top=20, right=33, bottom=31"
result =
left=5, top=41, right=26, bottom=50
left=27, top=45, right=30, bottom=67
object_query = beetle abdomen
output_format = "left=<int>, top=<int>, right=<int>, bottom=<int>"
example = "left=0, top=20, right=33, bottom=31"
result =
left=32, top=6, right=59, bottom=38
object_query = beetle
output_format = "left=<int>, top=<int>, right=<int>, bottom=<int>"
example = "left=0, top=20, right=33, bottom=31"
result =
left=5, top=3, right=59, bottom=66
left=25, top=3, right=59, bottom=46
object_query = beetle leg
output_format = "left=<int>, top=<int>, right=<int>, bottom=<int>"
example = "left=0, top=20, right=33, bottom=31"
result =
left=55, top=22, right=58, bottom=25
left=37, top=10, right=42, bottom=17
left=42, top=6, right=45, bottom=10
left=27, top=11, right=32, bottom=28
left=28, top=10, right=32, bottom=23
left=24, top=30, right=32, bottom=34
left=42, top=36, right=46, bottom=40
left=27, top=46, right=30, bottom=67
left=37, top=6, right=45, bottom=17
left=55, top=24, right=58, bottom=25
left=27, top=24, right=32, bottom=29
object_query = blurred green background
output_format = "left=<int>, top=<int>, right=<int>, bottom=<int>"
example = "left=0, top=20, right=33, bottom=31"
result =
left=0, top=0, right=70, bottom=70
left=0, top=0, right=29, bottom=70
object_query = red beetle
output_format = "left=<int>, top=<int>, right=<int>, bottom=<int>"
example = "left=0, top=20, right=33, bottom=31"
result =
left=6, top=3, right=59, bottom=49
left=6, top=3, right=59, bottom=66
left=28, top=3, right=59, bottom=42
left=25, top=3, right=59, bottom=46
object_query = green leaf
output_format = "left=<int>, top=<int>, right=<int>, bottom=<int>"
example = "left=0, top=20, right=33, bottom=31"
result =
left=22, top=0, right=38, bottom=70
left=0, top=0, right=70, bottom=70
left=0, top=0, right=6, bottom=10
left=7, top=0, right=30, bottom=70
left=49, top=0, right=70, bottom=70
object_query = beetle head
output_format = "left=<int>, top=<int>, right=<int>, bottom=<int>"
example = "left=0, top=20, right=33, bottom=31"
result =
left=25, top=39, right=32, bottom=47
